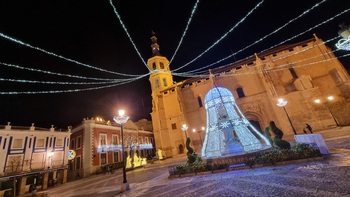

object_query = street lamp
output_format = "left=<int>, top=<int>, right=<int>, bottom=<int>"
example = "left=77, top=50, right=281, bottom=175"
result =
left=314, top=96, right=340, bottom=126
left=113, top=110, right=130, bottom=192
left=181, top=124, right=188, bottom=139
left=277, top=98, right=297, bottom=135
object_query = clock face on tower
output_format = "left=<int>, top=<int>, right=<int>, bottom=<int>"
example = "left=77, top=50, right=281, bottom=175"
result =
left=68, top=150, right=76, bottom=160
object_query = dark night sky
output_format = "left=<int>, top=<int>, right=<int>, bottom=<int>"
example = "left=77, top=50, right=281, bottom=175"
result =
left=0, top=0, right=349, bottom=129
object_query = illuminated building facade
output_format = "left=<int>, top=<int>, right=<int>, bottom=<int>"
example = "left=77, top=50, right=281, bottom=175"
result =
left=148, top=34, right=350, bottom=157
left=0, top=123, right=71, bottom=196
left=69, top=118, right=155, bottom=179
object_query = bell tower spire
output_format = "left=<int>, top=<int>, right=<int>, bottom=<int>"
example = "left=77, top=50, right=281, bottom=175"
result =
left=150, top=31, right=161, bottom=56
left=147, top=32, right=173, bottom=90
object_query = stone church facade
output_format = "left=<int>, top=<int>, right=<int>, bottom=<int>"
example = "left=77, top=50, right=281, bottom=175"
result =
left=148, top=33, right=350, bottom=157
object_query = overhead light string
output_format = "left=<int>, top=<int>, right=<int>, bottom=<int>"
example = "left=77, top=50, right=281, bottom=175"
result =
left=109, top=0, right=150, bottom=72
left=169, top=0, right=200, bottom=65
left=0, top=32, right=143, bottom=77
left=175, top=0, right=329, bottom=75
left=178, top=6, right=349, bottom=76
left=172, top=0, right=265, bottom=72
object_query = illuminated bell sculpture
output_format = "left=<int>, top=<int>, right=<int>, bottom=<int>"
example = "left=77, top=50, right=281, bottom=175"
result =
left=201, top=87, right=272, bottom=158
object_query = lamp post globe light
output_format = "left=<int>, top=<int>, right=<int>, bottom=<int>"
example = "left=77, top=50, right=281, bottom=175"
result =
left=276, top=98, right=297, bottom=135
left=181, top=124, right=188, bottom=139
left=113, top=110, right=130, bottom=192
left=314, top=96, right=340, bottom=127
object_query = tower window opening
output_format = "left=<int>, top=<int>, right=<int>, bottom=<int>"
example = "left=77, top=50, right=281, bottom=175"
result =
left=152, top=62, right=157, bottom=70
left=155, top=79, right=160, bottom=88
left=160, top=62, right=164, bottom=69
left=163, top=78, right=168, bottom=87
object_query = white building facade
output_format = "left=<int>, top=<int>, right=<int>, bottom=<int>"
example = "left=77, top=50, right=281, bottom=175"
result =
left=0, top=122, right=71, bottom=196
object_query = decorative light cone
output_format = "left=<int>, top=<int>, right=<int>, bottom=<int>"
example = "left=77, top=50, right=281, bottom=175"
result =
left=201, top=87, right=272, bottom=158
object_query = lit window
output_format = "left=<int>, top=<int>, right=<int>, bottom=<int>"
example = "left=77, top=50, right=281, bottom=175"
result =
left=160, top=62, right=164, bottom=69
left=100, top=134, right=107, bottom=146
left=36, top=139, right=45, bottom=148
left=56, top=138, right=63, bottom=147
left=12, top=139, right=23, bottom=148
left=112, top=135, right=119, bottom=145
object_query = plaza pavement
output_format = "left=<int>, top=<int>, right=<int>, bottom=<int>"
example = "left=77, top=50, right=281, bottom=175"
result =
left=46, top=126, right=350, bottom=197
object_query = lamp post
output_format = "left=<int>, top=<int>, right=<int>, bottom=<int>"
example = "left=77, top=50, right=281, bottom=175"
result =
left=181, top=124, right=188, bottom=139
left=113, top=110, right=130, bottom=192
left=314, top=96, right=340, bottom=126
left=277, top=98, right=297, bottom=135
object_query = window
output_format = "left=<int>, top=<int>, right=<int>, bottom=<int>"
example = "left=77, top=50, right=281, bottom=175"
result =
left=5, top=155, right=22, bottom=173
left=70, top=139, right=75, bottom=149
left=145, top=137, right=149, bottom=144
left=77, top=136, right=82, bottom=149
left=112, top=135, right=119, bottom=145
left=197, top=96, right=203, bottom=107
left=101, top=153, right=107, bottom=165
left=155, top=79, right=160, bottom=88
left=237, top=87, right=245, bottom=98
left=160, top=62, right=164, bottom=69
left=171, top=123, right=177, bottom=130
left=113, top=152, right=119, bottom=162
left=150, top=137, right=154, bottom=145
left=152, top=62, right=156, bottom=70
left=163, top=78, right=168, bottom=87
left=36, top=139, right=45, bottom=148
left=56, top=138, right=63, bottom=147
left=76, top=156, right=81, bottom=170
left=289, top=66, right=298, bottom=79
left=100, top=134, right=107, bottom=146
left=139, top=136, right=143, bottom=144
left=12, top=139, right=23, bottom=148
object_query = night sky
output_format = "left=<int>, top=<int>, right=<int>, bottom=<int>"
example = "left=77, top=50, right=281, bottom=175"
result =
left=0, top=0, right=349, bottom=129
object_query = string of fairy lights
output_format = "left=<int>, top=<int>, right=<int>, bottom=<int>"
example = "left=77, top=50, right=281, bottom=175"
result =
left=172, top=0, right=265, bottom=72
left=178, top=0, right=329, bottom=75
left=0, top=0, right=349, bottom=95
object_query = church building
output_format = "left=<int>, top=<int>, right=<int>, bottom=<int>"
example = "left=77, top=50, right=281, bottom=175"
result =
left=148, top=33, right=350, bottom=157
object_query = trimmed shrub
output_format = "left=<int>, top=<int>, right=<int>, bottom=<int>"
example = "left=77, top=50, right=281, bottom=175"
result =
left=269, top=121, right=283, bottom=139
left=274, top=137, right=291, bottom=150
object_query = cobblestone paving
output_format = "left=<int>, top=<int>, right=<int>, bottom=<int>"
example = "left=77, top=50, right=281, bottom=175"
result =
left=118, top=137, right=350, bottom=197
left=48, top=134, right=350, bottom=197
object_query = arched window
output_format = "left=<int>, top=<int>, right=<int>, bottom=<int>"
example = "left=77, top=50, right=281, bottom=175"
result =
left=197, top=96, right=203, bottom=107
left=152, top=62, right=157, bottom=70
left=160, top=62, right=164, bottom=69
left=237, top=87, right=245, bottom=98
